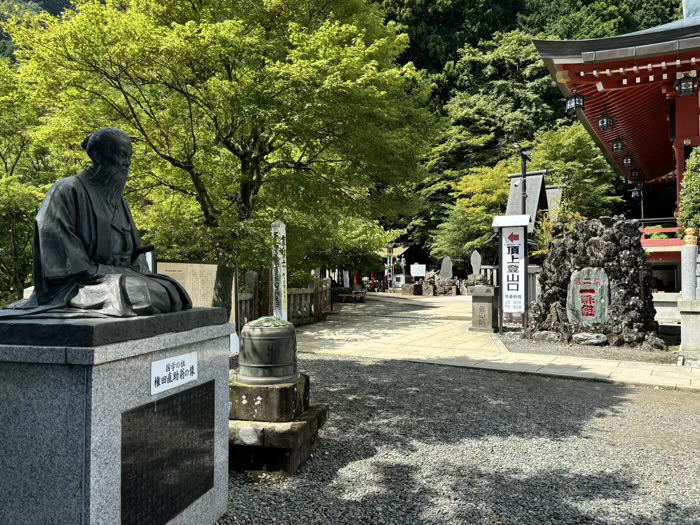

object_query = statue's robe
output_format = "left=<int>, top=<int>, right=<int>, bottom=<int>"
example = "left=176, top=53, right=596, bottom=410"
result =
left=1, top=170, right=191, bottom=318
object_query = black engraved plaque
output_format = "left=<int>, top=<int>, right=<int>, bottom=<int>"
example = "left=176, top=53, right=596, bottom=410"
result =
left=121, top=380, right=215, bottom=525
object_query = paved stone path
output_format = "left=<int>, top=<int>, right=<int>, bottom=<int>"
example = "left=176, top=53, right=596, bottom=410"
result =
left=296, top=294, right=699, bottom=391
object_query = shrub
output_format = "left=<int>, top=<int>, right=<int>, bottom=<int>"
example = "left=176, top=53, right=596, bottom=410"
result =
left=678, top=147, right=700, bottom=233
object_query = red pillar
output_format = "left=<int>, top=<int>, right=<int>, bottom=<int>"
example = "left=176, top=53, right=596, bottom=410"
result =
left=675, top=143, right=685, bottom=216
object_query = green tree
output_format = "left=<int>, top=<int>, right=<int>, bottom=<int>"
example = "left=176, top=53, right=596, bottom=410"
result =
left=376, top=0, right=525, bottom=73
left=519, top=0, right=681, bottom=40
left=431, top=160, right=513, bottom=264
left=529, top=122, right=623, bottom=218
left=0, top=57, right=49, bottom=304
left=678, top=147, right=700, bottom=233
left=8, top=0, right=434, bottom=312
left=413, top=30, right=561, bottom=247
left=0, top=0, right=42, bottom=59
left=430, top=122, right=623, bottom=263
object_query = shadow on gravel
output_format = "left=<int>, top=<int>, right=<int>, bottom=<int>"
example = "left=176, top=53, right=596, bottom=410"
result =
left=308, top=357, right=628, bottom=455
left=224, top=357, right=699, bottom=525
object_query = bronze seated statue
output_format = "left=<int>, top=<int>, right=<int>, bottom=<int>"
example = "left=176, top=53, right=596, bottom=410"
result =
left=1, top=127, right=191, bottom=318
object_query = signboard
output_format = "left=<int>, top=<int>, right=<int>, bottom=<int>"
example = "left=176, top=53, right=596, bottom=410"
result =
left=566, top=267, right=610, bottom=325
left=157, top=262, right=217, bottom=308
left=410, top=264, right=426, bottom=277
left=151, top=352, right=198, bottom=395
left=501, top=227, right=526, bottom=313
left=272, top=220, right=288, bottom=321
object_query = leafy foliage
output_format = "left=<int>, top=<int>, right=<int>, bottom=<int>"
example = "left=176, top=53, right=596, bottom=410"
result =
left=431, top=160, right=514, bottom=264
left=7, top=0, right=435, bottom=306
left=0, top=57, right=54, bottom=304
left=678, top=147, right=700, bottom=233
left=413, top=30, right=562, bottom=248
left=430, top=123, right=623, bottom=263
left=376, top=0, right=525, bottom=72
left=519, top=0, right=681, bottom=40
left=528, top=123, right=623, bottom=218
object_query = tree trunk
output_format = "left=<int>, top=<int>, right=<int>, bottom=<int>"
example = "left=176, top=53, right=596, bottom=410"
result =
left=213, top=252, right=235, bottom=317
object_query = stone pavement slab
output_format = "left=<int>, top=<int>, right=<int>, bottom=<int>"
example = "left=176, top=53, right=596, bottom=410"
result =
left=296, top=295, right=699, bottom=391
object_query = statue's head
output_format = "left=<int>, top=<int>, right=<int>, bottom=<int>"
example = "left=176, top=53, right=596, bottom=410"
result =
left=81, top=128, right=133, bottom=177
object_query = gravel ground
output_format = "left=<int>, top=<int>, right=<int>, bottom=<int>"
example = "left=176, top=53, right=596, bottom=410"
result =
left=219, top=354, right=700, bottom=525
left=501, top=333, right=679, bottom=364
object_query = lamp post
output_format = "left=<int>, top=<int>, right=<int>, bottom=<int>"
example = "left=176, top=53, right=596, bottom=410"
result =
left=514, top=144, right=531, bottom=331
left=630, top=168, right=644, bottom=218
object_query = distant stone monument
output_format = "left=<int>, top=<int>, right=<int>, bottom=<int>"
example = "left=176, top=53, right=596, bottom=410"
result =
left=440, top=256, right=453, bottom=280
left=566, top=267, right=610, bottom=325
left=470, top=250, right=482, bottom=276
left=434, top=257, right=457, bottom=295
left=466, top=250, right=487, bottom=286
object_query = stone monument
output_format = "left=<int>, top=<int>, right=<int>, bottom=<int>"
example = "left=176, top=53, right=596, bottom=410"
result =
left=436, top=257, right=457, bottom=295
left=440, top=256, right=453, bottom=280
left=466, top=250, right=488, bottom=286
left=0, top=128, right=231, bottom=525
left=532, top=216, right=660, bottom=346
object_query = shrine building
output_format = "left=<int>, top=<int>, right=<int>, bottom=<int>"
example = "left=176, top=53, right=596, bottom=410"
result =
left=535, top=2, right=700, bottom=292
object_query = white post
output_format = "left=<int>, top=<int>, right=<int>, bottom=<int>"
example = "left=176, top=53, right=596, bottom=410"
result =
left=272, top=220, right=288, bottom=321
left=681, top=228, right=698, bottom=301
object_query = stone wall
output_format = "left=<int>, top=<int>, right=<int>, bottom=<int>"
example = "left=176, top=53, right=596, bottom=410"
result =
left=531, top=216, right=657, bottom=344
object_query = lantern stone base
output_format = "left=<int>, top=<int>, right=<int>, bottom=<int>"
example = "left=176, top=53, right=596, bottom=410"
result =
left=229, top=373, right=310, bottom=422
left=228, top=373, right=328, bottom=474
left=229, top=404, right=329, bottom=474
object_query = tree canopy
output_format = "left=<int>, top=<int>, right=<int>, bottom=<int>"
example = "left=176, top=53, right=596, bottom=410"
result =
left=7, top=0, right=434, bottom=306
left=0, top=0, right=685, bottom=303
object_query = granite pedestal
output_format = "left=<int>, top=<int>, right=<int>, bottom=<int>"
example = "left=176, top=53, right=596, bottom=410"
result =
left=0, top=308, right=233, bottom=525
left=228, top=372, right=328, bottom=474
left=468, top=285, right=498, bottom=332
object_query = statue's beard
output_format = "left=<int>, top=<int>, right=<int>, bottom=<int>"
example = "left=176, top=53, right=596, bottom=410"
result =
left=88, top=164, right=129, bottom=207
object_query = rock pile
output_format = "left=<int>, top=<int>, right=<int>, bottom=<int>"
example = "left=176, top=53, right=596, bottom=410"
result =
left=531, top=216, right=659, bottom=346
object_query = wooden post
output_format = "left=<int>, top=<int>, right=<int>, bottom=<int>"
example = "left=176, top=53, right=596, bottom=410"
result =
left=261, top=267, right=273, bottom=316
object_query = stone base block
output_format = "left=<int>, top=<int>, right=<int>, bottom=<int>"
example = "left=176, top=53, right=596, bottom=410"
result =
left=229, top=373, right=309, bottom=422
left=229, top=404, right=329, bottom=474
left=679, top=351, right=700, bottom=367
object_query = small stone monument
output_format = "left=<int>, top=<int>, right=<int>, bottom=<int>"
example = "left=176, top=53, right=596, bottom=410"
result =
left=566, top=267, right=610, bottom=325
left=436, top=257, right=457, bottom=295
left=229, top=317, right=328, bottom=474
left=440, top=256, right=454, bottom=280
left=466, top=250, right=487, bottom=286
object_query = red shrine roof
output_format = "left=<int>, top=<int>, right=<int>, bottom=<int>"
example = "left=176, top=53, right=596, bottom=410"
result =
left=535, top=17, right=700, bottom=187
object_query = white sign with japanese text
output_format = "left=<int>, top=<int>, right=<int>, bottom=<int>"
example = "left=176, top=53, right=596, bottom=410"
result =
left=272, top=220, right=288, bottom=321
left=501, top=227, right=526, bottom=313
left=151, top=352, right=198, bottom=395
left=410, top=264, right=426, bottom=277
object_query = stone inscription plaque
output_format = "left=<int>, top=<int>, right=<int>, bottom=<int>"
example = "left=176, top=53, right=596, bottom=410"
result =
left=566, top=267, right=609, bottom=325
left=121, top=380, right=215, bottom=525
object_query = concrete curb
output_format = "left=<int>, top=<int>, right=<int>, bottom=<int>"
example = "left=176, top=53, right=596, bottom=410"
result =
left=407, top=358, right=700, bottom=393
